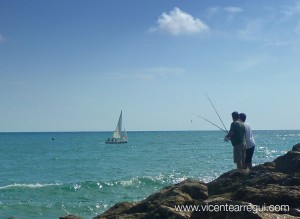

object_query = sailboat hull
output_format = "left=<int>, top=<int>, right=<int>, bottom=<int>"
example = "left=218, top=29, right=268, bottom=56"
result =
left=105, top=140, right=127, bottom=144
left=105, top=111, right=128, bottom=144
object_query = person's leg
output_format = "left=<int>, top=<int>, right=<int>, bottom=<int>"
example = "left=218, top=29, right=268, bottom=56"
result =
left=237, top=159, right=243, bottom=169
left=246, top=146, right=255, bottom=168
left=242, top=143, right=246, bottom=169
left=234, top=144, right=244, bottom=169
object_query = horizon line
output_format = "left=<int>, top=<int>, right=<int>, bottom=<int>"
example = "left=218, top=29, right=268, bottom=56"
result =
left=1, top=129, right=300, bottom=133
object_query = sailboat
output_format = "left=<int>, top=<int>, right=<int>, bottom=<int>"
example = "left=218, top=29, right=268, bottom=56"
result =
left=105, top=111, right=128, bottom=144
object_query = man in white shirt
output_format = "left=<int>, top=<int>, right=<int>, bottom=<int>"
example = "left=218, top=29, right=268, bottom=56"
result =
left=239, top=113, right=255, bottom=168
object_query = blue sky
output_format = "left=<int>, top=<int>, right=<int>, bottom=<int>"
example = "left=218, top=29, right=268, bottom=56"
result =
left=1, top=0, right=300, bottom=132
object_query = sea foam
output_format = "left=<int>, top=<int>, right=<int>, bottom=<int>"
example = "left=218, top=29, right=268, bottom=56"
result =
left=0, top=183, right=61, bottom=190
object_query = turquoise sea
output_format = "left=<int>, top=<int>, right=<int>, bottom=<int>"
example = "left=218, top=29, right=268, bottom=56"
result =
left=0, top=130, right=300, bottom=218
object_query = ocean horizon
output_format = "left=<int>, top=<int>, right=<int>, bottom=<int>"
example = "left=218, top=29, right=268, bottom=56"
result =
left=1, top=130, right=299, bottom=218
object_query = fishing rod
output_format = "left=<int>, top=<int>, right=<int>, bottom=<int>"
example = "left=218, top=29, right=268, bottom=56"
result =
left=192, top=113, right=228, bottom=134
left=205, top=93, right=228, bottom=133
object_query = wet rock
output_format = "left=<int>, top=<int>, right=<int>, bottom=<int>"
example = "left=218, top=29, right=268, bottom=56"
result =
left=191, top=199, right=261, bottom=219
left=274, top=150, right=300, bottom=173
left=59, top=215, right=82, bottom=219
left=95, top=179, right=207, bottom=219
left=292, top=143, right=300, bottom=152
left=233, top=185, right=300, bottom=207
left=94, top=144, right=300, bottom=219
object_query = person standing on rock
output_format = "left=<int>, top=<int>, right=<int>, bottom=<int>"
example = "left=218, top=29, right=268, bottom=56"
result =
left=239, top=113, right=255, bottom=168
left=224, top=111, right=246, bottom=169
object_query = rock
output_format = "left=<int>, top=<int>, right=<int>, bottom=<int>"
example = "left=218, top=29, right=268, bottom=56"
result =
left=93, top=144, right=300, bottom=219
left=93, top=202, right=137, bottom=219
left=274, top=150, right=300, bottom=173
left=144, top=205, right=190, bottom=219
left=289, top=208, right=300, bottom=217
left=207, top=169, right=251, bottom=197
left=292, top=143, right=300, bottom=152
left=174, top=179, right=208, bottom=200
left=59, top=215, right=82, bottom=219
left=190, top=199, right=262, bottom=219
left=233, top=185, right=300, bottom=207
left=95, top=179, right=207, bottom=219
left=251, top=161, right=275, bottom=172
left=282, top=173, right=300, bottom=186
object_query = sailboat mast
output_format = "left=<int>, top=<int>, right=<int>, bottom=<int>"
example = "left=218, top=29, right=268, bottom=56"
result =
left=119, top=110, right=122, bottom=133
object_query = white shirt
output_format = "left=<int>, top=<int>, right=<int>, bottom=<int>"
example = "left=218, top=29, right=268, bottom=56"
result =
left=244, top=122, right=255, bottom=149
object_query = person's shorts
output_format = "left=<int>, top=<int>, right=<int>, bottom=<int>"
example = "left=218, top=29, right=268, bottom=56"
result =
left=233, top=143, right=246, bottom=163
left=245, top=146, right=255, bottom=164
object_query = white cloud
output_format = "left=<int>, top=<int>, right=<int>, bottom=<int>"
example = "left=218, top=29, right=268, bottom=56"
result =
left=151, top=7, right=209, bottom=36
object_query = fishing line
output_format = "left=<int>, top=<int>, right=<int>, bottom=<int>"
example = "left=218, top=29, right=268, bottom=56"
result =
left=205, top=93, right=228, bottom=133
left=192, top=113, right=228, bottom=134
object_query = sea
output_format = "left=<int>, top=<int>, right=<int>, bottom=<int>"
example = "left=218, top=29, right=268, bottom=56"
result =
left=0, top=130, right=299, bottom=219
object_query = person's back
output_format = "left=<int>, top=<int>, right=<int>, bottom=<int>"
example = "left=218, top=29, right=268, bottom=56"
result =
left=229, top=120, right=246, bottom=146
left=225, top=111, right=246, bottom=169
left=244, top=122, right=255, bottom=148
left=239, top=113, right=255, bottom=168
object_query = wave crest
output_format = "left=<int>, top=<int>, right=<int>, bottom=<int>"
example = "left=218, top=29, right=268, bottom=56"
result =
left=0, top=183, right=61, bottom=190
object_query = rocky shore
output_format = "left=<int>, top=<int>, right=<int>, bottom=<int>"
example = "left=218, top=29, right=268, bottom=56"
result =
left=60, top=143, right=300, bottom=219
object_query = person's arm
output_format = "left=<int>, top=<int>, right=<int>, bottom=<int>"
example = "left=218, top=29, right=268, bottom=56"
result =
left=226, top=123, right=234, bottom=139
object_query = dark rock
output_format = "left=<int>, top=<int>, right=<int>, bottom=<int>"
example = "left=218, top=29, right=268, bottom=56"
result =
left=207, top=169, right=251, bottom=196
left=94, top=202, right=136, bottom=219
left=274, top=150, right=300, bottom=173
left=144, top=205, right=190, bottom=219
left=177, top=179, right=208, bottom=200
left=282, top=173, right=300, bottom=186
left=292, top=143, right=300, bottom=152
left=233, top=185, right=300, bottom=207
left=251, top=161, right=275, bottom=172
left=93, top=145, right=300, bottom=219
left=289, top=208, right=300, bottom=217
left=94, top=179, right=206, bottom=219
left=245, top=171, right=288, bottom=186
left=59, top=215, right=82, bottom=219
left=130, top=179, right=207, bottom=211
left=191, top=199, right=262, bottom=219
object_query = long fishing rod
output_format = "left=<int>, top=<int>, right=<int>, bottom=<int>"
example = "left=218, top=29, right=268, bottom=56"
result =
left=205, top=93, right=228, bottom=133
left=193, top=113, right=228, bottom=134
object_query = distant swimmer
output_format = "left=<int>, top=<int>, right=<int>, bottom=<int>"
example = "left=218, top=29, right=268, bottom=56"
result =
left=52, top=138, right=55, bottom=141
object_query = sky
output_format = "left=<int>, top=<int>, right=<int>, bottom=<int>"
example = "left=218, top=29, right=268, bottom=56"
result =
left=1, top=0, right=300, bottom=132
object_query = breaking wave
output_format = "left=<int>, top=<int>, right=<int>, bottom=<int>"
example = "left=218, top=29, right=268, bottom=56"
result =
left=0, top=183, right=61, bottom=190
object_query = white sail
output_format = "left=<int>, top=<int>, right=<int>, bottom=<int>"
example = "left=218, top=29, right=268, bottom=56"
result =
left=106, top=110, right=128, bottom=144
left=122, top=128, right=128, bottom=141
left=113, top=111, right=122, bottom=139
